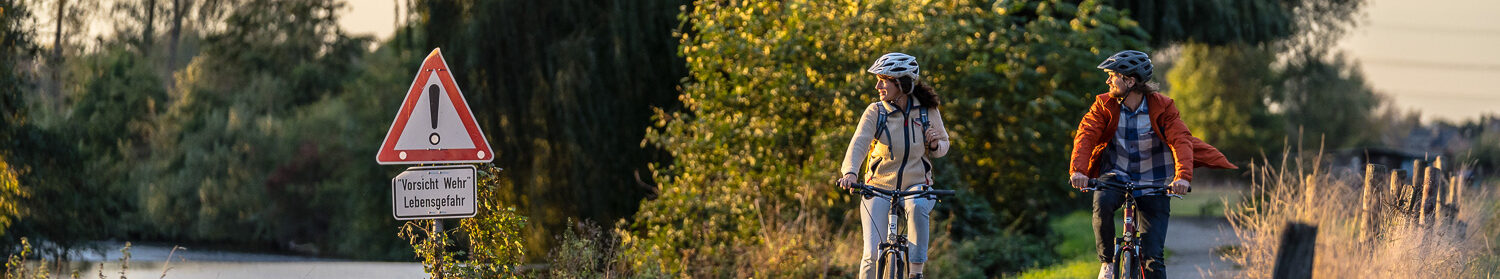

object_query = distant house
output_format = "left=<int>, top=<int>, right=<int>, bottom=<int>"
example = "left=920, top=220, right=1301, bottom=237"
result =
left=1332, top=116, right=1492, bottom=180
left=1333, top=146, right=1431, bottom=174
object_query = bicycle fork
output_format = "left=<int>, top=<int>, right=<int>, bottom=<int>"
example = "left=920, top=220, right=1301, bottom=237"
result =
left=888, top=210, right=900, bottom=243
left=877, top=208, right=909, bottom=278
left=881, top=210, right=909, bottom=256
left=1113, top=202, right=1139, bottom=278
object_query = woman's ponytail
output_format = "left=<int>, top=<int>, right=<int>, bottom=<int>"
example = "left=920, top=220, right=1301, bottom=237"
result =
left=898, top=76, right=940, bottom=108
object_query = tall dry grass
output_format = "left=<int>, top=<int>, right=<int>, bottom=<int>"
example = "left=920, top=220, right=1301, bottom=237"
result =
left=722, top=202, right=855, bottom=278
left=1222, top=149, right=1498, bottom=278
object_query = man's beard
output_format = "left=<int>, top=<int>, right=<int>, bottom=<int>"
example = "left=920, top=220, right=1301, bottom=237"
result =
left=1108, top=88, right=1128, bottom=98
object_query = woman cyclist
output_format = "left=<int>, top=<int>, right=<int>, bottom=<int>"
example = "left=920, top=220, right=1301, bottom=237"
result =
left=837, top=52, right=951, bottom=279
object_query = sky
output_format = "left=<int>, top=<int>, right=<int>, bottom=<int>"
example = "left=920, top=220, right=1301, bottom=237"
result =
left=1333, top=0, right=1500, bottom=122
left=340, top=0, right=1495, bottom=122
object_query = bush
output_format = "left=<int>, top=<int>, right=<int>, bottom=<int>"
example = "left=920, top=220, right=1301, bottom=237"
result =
left=543, top=219, right=634, bottom=278
left=400, top=164, right=528, bottom=278
left=928, top=229, right=1057, bottom=278
left=0, top=157, right=22, bottom=240
left=627, top=0, right=1146, bottom=276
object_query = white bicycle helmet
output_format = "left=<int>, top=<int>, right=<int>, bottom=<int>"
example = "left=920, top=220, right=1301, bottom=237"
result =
left=867, top=52, right=920, bottom=80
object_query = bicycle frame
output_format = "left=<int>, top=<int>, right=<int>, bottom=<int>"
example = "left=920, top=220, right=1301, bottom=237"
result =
left=847, top=183, right=954, bottom=279
left=1083, top=177, right=1181, bottom=279
left=1117, top=189, right=1144, bottom=278
left=879, top=195, right=909, bottom=279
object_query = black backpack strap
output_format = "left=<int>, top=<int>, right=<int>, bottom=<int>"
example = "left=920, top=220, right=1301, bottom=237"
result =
left=919, top=106, right=930, bottom=148
left=874, top=104, right=888, bottom=140
left=920, top=106, right=929, bottom=126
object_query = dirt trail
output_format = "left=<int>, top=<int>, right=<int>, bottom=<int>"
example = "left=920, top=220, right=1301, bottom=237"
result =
left=1166, top=216, right=1241, bottom=279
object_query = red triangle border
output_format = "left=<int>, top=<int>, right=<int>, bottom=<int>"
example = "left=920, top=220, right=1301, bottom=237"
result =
left=376, top=48, right=495, bottom=165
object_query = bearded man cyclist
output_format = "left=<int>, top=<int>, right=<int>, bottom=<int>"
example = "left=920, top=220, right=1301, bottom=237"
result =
left=1067, top=50, right=1236, bottom=279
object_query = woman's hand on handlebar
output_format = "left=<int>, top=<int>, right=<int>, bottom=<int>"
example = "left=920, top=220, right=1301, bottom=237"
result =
left=1069, top=172, right=1088, bottom=190
left=838, top=173, right=859, bottom=194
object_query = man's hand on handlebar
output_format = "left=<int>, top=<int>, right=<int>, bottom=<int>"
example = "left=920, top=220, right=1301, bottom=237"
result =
left=838, top=173, right=859, bottom=194
left=1169, top=179, right=1190, bottom=195
left=1069, top=172, right=1088, bottom=190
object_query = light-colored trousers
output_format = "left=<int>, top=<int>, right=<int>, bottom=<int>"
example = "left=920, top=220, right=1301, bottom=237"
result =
left=858, top=184, right=935, bottom=279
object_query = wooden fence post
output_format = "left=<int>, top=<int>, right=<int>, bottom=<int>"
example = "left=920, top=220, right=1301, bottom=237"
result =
left=1432, top=171, right=1447, bottom=229
left=1273, top=222, right=1318, bottom=279
left=1390, top=170, right=1406, bottom=212
left=1303, top=174, right=1318, bottom=213
left=1447, top=174, right=1460, bottom=217
left=1389, top=169, right=1402, bottom=196
left=1411, top=160, right=1424, bottom=189
left=1418, top=166, right=1437, bottom=227
left=1359, top=164, right=1385, bottom=245
left=1433, top=157, right=1446, bottom=213
left=1455, top=171, right=1465, bottom=205
left=1452, top=173, right=1469, bottom=238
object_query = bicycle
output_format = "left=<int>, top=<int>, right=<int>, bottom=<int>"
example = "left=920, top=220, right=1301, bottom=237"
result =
left=844, top=183, right=955, bottom=279
left=1080, top=173, right=1183, bottom=279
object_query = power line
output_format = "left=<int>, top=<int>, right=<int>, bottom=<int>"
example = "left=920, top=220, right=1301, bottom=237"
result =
left=1362, top=58, right=1500, bottom=72
left=1383, top=90, right=1500, bottom=101
left=1365, top=22, right=1500, bottom=37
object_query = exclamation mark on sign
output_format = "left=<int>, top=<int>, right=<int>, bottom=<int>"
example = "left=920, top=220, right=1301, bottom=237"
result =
left=428, top=84, right=441, bottom=145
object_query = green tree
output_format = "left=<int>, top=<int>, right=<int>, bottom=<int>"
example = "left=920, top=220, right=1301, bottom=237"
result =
left=0, top=122, right=103, bottom=260
left=1108, top=0, right=1295, bottom=47
left=0, top=0, right=38, bottom=129
left=1, top=0, right=117, bottom=258
left=1165, top=43, right=1283, bottom=163
left=1162, top=0, right=1372, bottom=161
left=629, top=0, right=1146, bottom=275
left=1271, top=0, right=1374, bottom=148
left=61, top=48, right=170, bottom=241
left=412, top=0, right=688, bottom=257
left=1275, top=52, right=1381, bottom=148
left=0, top=0, right=35, bottom=249
left=1109, top=0, right=1364, bottom=48
left=135, top=0, right=382, bottom=254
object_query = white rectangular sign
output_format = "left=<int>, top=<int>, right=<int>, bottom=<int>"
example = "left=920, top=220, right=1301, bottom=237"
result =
left=392, top=165, right=477, bottom=220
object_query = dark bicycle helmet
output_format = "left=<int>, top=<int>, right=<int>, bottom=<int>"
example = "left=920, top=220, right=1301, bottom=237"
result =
left=1096, top=50, right=1153, bottom=82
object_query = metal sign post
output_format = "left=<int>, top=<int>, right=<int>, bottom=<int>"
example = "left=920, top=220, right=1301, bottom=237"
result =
left=390, top=165, right=476, bottom=278
left=433, top=219, right=445, bottom=279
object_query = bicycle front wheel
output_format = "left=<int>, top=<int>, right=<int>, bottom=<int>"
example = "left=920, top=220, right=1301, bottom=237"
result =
left=877, top=249, right=906, bottom=279
left=1117, top=250, right=1135, bottom=279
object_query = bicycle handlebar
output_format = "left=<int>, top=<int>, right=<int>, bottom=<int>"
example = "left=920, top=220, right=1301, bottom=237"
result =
left=843, top=183, right=955, bottom=199
left=1082, top=178, right=1185, bottom=199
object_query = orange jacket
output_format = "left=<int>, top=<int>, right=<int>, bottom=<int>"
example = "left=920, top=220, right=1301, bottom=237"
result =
left=1069, top=93, right=1237, bottom=182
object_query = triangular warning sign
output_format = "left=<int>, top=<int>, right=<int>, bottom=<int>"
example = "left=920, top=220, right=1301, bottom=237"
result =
left=377, top=48, right=494, bottom=165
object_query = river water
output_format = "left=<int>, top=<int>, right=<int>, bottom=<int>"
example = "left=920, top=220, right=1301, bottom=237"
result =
left=20, top=241, right=428, bottom=279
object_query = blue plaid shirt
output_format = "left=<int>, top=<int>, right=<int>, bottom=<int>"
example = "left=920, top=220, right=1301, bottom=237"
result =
left=1102, top=100, right=1176, bottom=190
